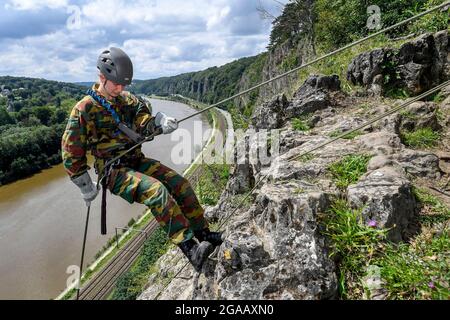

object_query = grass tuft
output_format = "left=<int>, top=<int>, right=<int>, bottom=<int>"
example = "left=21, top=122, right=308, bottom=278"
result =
left=291, top=118, right=310, bottom=131
left=328, top=154, right=371, bottom=189
left=400, top=127, right=440, bottom=148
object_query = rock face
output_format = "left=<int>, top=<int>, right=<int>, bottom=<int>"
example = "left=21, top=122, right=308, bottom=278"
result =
left=347, top=48, right=389, bottom=95
left=398, top=102, right=442, bottom=132
left=285, top=74, right=342, bottom=119
left=250, top=74, right=343, bottom=130
left=347, top=166, right=418, bottom=242
left=251, top=94, right=288, bottom=129
left=208, top=181, right=337, bottom=300
left=347, top=30, right=450, bottom=96
left=139, top=33, right=449, bottom=300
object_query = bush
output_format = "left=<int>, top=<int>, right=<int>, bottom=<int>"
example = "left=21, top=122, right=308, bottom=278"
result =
left=127, top=218, right=136, bottom=228
left=314, top=0, right=447, bottom=51
left=10, top=157, right=34, bottom=178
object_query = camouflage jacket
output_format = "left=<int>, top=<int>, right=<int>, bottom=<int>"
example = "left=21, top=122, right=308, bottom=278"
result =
left=61, top=83, right=154, bottom=178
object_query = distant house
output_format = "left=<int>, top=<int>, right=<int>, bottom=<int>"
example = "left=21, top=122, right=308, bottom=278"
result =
left=0, top=84, right=11, bottom=96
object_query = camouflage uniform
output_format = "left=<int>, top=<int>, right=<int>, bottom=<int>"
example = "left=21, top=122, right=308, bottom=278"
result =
left=61, top=84, right=208, bottom=244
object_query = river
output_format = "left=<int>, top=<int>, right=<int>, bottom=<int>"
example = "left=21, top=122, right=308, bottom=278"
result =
left=0, top=98, right=210, bottom=299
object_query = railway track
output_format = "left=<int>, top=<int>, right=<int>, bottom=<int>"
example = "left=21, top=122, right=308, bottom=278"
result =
left=76, top=219, right=159, bottom=300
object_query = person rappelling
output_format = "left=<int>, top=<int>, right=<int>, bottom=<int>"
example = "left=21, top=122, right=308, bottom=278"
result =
left=61, top=47, right=223, bottom=272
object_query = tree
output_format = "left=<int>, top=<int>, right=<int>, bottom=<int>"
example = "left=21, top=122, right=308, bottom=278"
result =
left=0, top=107, right=15, bottom=126
left=268, top=0, right=316, bottom=51
left=32, top=106, right=53, bottom=126
left=256, top=0, right=285, bottom=20
left=0, top=96, right=7, bottom=107
left=21, top=115, right=41, bottom=127
left=51, top=108, right=68, bottom=124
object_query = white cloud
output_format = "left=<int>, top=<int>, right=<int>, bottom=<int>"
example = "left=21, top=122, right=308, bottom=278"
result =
left=0, top=0, right=288, bottom=82
left=206, top=6, right=231, bottom=31
left=5, top=0, right=68, bottom=10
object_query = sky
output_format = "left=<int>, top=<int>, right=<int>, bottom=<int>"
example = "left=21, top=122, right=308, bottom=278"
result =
left=0, top=0, right=288, bottom=82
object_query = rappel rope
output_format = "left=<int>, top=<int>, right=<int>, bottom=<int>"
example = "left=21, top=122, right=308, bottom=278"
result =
left=76, top=1, right=450, bottom=299
left=76, top=205, right=91, bottom=300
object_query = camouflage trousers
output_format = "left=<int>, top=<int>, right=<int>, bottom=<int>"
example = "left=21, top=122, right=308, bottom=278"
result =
left=106, top=157, right=208, bottom=244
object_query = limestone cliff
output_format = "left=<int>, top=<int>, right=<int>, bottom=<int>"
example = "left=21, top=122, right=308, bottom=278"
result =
left=137, top=29, right=450, bottom=297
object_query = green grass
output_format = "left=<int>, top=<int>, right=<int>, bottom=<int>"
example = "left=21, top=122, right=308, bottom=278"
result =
left=328, top=154, right=371, bottom=189
left=110, top=227, right=171, bottom=300
left=435, top=107, right=446, bottom=122
left=320, top=198, right=388, bottom=299
left=296, top=153, right=315, bottom=163
left=400, top=127, right=441, bottom=148
left=374, top=229, right=450, bottom=300
left=320, top=197, right=450, bottom=300
left=399, top=110, right=417, bottom=120
left=228, top=104, right=249, bottom=130
left=424, top=91, right=446, bottom=104
left=413, top=187, right=450, bottom=226
left=291, top=118, right=310, bottom=131
left=193, top=163, right=230, bottom=206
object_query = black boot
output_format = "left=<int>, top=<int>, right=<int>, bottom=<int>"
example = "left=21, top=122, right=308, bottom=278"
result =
left=178, top=239, right=214, bottom=272
left=194, top=228, right=223, bottom=247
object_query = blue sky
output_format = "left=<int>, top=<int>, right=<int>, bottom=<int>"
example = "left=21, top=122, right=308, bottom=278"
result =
left=0, top=0, right=287, bottom=82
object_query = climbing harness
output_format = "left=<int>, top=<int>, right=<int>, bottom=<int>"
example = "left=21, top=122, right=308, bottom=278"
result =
left=87, top=88, right=158, bottom=235
left=87, top=89, right=145, bottom=144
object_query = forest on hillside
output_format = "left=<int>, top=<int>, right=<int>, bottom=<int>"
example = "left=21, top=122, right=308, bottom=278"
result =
left=0, top=76, right=87, bottom=185
left=131, top=0, right=448, bottom=116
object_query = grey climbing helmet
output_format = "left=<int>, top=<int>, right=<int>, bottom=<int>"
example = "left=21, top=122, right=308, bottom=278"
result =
left=97, top=47, right=133, bottom=86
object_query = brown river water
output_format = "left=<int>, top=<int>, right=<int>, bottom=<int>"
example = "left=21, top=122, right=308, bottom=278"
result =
left=0, top=99, right=210, bottom=299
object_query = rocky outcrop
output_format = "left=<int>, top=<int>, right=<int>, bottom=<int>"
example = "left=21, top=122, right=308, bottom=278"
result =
left=250, top=74, right=343, bottom=130
left=399, top=101, right=442, bottom=132
left=250, top=94, right=288, bottom=129
left=139, top=50, right=449, bottom=300
left=347, top=165, right=418, bottom=242
left=347, top=48, right=389, bottom=96
left=285, top=75, right=342, bottom=119
left=347, top=30, right=450, bottom=96
left=208, top=181, right=337, bottom=300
